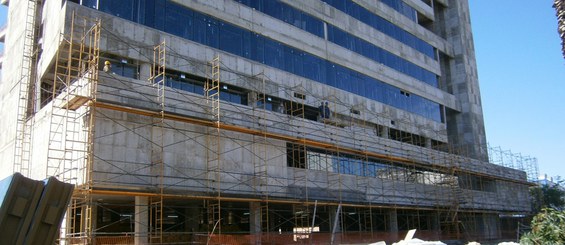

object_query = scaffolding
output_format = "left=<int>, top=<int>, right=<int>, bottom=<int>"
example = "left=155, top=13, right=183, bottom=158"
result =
left=13, top=0, right=40, bottom=177
left=488, top=145, right=539, bottom=182
left=44, top=12, right=100, bottom=244
left=252, top=73, right=271, bottom=243
left=205, top=54, right=223, bottom=243
left=149, top=40, right=166, bottom=244
left=33, top=13, right=538, bottom=245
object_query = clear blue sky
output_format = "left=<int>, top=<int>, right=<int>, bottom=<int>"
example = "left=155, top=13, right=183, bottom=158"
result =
left=0, top=2, right=563, bottom=179
left=469, top=1, right=565, bottom=180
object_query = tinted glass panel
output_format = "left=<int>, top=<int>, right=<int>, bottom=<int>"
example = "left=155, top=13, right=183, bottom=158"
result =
left=99, top=0, right=135, bottom=21
left=82, top=0, right=442, bottom=122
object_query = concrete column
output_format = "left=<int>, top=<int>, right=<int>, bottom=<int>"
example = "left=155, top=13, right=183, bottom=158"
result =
left=482, top=214, right=500, bottom=240
left=328, top=206, right=341, bottom=233
left=184, top=204, right=200, bottom=244
left=249, top=202, right=262, bottom=234
left=249, top=202, right=262, bottom=245
left=431, top=212, right=440, bottom=231
left=139, top=63, right=151, bottom=82
left=388, top=209, right=398, bottom=233
left=135, top=196, right=149, bottom=245
left=184, top=205, right=200, bottom=232
left=379, top=126, right=389, bottom=139
left=90, top=203, right=97, bottom=236
left=248, top=91, right=258, bottom=107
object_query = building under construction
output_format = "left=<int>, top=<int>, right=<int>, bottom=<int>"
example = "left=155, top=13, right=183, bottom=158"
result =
left=0, top=0, right=538, bottom=244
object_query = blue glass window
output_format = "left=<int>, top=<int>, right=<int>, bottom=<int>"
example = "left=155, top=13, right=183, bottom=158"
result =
left=381, top=0, right=417, bottom=21
left=82, top=0, right=97, bottom=9
left=113, top=63, right=137, bottom=79
left=264, top=39, right=284, bottom=69
left=165, top=1, right=192, bottom=40
left=98, top=0, right=135, bottom=21
left=81, top=0, right=443, bottom=122
left=235, top=0, right=438, bottom=87
left=220, top=23, right=244, bottom=55
left=322, top=0, right=435, bottom=59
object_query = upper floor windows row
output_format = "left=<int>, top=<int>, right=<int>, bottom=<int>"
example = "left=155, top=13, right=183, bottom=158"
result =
left=381, top=0, right=418, bottom=22
left=287, top=144, right=482, bottom=191
left=235, top=0, right=325, bottom=38
left=322, top=0, right=436, bottom=59
left=235, top=0, right=438, bottom=87
left=327, top=26, right=438, bottom=87
left=76, top=0, right=442, bottom=122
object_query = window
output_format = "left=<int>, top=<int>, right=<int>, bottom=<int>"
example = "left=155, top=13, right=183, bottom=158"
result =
left=101, top=56, right=138, bottom=79
left=264, top=39, right=284, bottom=68
left=114, top=63, right=137, bottom=78
left=257, top=95, right=284, bottom=113
left=459, top=174, right=497, bottom=193
left=220, top=23, right=244, bottom=55
left=287, top=143, right=306, bottom=168
left=350, top=109, right=360, bottom=115
left=98, top=0, right=135, bottom=21
left=220, top=85, right=248, bottom=105
left=293, top=92, right=306, bottom=100
left=82, top=0, right=443, bottom=122
left=81, top=0, right=97, bottom=8
left=321, top=0, right=435, bottom=59
left=165, top=1, right=193, bottom=39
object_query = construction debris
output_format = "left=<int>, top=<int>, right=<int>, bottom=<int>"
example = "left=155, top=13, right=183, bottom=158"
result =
left=392, top=239, right=446, bottom=245
left=369, top=230, right=446, bottom=245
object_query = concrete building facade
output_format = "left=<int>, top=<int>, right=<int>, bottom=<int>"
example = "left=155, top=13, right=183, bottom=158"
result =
left=0, top=0, right=532, bottom=244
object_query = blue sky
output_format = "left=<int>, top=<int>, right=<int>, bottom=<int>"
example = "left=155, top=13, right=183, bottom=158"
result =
left=0, top=2, right=563, bottom=179
left=469, top=1, right=565, bottom=180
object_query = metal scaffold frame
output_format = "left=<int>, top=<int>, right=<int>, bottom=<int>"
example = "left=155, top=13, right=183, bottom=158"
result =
left=149, top=40, right=166, bottom=244
left=13, top=0, right=40, bottom=177
left=205, top=54, right=223, bottom=243
left=46, top=12, right=101, bottom=244
left=251, top=72, right=271, bottom=242
left=32, top=17, right=537, bottom=243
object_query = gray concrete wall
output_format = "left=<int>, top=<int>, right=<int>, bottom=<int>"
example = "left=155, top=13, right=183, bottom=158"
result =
left=0, top=0, right=69, bottom=179
left=440, top=0, right=489, bottom=161
left=86, top=74, right=529, bottom=211
left=0, top=0, right=29, bottom=178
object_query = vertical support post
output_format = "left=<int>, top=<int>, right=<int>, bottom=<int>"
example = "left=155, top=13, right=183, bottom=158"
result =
left=330, top=204, right=342, bottom=245
left=135, top=196, right=149, bottom=245
left=388, top=209, right=398, bottom=233
left=309, top=200, right=317, bottom=245
left=149, top=40, right=166, bottom=244
left=205, top=55, right=222, bottom=242
left=250, top=202, right=262, bottom=244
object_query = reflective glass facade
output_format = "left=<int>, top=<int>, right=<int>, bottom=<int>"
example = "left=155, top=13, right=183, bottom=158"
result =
left=77, top=0, right=443, bottom=122
left=381, top=0, right=418, bottom=22
left=236, top=0, right=438, bottom=87
left=322, top=0, right=436, bottom=59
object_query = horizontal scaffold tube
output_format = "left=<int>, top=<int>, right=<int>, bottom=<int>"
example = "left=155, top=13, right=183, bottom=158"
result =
left=91, top=100, right=532, bottom=186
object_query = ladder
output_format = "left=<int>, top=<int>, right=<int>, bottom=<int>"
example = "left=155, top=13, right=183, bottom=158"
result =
left=149, top=41, right=166, bottom=244
left=14, top=0, right=40, bottom=177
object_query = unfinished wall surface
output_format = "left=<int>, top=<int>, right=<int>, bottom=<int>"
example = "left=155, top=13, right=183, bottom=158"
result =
left=0, top=0, right=29, bottom=178
left=440, top=0, right=489, bottom=161
left=85, top=73, right=529, bottom=212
